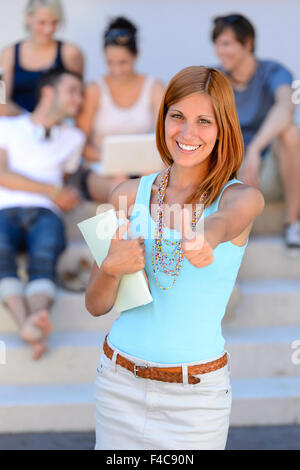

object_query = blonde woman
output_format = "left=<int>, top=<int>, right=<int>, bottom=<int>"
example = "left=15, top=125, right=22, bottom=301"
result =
left=86, top=66, right=265, bottom=450
left=0, top=0, right=83, bottom=116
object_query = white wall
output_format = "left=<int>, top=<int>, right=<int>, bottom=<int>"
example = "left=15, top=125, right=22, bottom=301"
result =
left=1, top=0, right=300, bottom=120
left=1, top=0, right=300, bottom=83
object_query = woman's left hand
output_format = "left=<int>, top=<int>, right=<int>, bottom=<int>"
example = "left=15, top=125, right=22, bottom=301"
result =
left=181, top=208, right=215, bottom=268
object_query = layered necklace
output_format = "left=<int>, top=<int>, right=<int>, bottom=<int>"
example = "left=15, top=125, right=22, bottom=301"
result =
left=151, top=166, right=208, bottom=291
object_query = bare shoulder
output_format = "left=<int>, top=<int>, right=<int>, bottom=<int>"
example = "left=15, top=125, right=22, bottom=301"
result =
left=219, top=181, right=265, bottom=214
left=0, top=44, right=14, bottom=66
left=84, top=81, right=100, bottom=100
left=152, top=79, right=165, bottom=93
left=109, top=172, right=164, bottom=216
left=62, top=42, right=84, bottom=73
left=151, top=79, right=165, bottom=103
left=109, top=178, right=142, bottom=214
left=63, top=42, right=83, bottom=58
left=80, top=82, right=100, bottom=114
left=77, top=82, right=100, bottom=130
left=230, top=182, right=264, bottom=205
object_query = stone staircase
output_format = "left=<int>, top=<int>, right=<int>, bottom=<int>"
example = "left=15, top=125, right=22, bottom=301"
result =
left=0, top=201, right=300, bottom=432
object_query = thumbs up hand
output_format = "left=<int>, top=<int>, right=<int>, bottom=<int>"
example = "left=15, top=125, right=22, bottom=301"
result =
left=181, top=207, right=214, bottom=268
left=103, top=219, right=146, bottom=279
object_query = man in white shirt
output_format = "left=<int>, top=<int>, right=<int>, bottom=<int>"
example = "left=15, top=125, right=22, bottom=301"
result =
left=0, top=68, right=85, bottom=359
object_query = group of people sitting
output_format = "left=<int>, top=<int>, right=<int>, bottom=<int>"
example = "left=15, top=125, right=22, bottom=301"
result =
left=0, top=0, right=299, bottom=359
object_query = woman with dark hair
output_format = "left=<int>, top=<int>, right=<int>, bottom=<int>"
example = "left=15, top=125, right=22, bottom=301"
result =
left=77, top=16, right=165, bottom=202
left=0, top=0, right=83, bottom=117
left=86, top=66, right=264, bottom=450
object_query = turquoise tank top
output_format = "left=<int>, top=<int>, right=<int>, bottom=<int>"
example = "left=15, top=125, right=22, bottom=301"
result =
left=108, top=172, right=248, bottom=363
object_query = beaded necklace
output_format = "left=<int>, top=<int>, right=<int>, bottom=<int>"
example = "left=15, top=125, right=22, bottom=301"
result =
left=151, top=166, right=208, bottom=291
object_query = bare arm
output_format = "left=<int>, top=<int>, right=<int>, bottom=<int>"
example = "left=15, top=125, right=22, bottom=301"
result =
left=204, top=184, right=265, bottom=249
left=62, top=43, right=84, bottom=76
left=239, top=85, right=294, bottom=186
left=0, top=148, right=56, bottom=196
left=0, top=45, right=24, bottom=117
left=85, top=259, right=123, bottom=317
left=76, top=82, right=101, bottom=162
left=182, top=183, right=265, bottom=268
left=0, top=148, right=80, bottom=210
left=248, top=85, right=294, bottom=153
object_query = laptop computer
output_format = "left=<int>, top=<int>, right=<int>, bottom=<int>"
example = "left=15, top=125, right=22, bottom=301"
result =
left=99, top=133, right=165, bottom=176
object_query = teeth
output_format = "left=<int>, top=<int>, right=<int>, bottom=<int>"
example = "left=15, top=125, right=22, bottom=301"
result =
left=177, top=141, right=200, bottom=151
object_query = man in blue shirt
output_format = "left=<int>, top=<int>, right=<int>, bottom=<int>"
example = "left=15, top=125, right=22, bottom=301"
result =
left=212, top=13, right=300, bottom=248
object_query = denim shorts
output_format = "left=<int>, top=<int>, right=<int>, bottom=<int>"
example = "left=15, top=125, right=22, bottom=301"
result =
left=0, top=207, right=66, bottom=282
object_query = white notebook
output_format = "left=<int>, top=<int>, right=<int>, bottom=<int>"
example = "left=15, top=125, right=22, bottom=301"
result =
left=77, top=209, right=153, bottom=313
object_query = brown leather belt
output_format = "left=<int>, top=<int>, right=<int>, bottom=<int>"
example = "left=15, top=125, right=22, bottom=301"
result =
left=103, top=335, right=228, bottom=385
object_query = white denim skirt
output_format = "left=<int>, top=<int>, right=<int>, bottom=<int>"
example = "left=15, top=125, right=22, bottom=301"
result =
left=94, top=339, right=232, bottom=450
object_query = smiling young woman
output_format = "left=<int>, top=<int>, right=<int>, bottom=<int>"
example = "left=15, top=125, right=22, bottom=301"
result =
left=156, top=66, right=244, bottom=206
left=86, top=66, right=265, bottom=450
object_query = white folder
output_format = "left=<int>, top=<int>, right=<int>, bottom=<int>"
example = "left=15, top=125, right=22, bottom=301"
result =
left=77, top=209, right=153, bottom=313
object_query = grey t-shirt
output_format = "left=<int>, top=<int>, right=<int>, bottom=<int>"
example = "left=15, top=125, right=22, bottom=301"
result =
left=220, top=60, right=293, bottom=156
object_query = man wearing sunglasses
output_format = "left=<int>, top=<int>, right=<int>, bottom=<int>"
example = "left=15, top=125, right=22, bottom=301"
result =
left=212, top=13, right=300, bottom=248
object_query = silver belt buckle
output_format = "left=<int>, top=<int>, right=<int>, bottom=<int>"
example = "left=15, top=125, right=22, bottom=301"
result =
left=133, top=364, right=148, bottom=378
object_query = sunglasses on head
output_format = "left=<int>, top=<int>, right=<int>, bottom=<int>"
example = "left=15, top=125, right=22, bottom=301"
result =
left=215, top=14, right=241, bottom=25
left=104, top=28, right=133, bottom=45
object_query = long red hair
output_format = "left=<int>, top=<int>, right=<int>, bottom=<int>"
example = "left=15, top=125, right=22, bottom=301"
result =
left=156, top=66, right=244, bottom=205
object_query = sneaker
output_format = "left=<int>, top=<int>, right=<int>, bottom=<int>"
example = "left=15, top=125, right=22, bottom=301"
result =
left=284, top=221, right=300, bottom=248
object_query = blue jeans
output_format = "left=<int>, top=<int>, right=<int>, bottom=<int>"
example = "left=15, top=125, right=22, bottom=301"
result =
left=0, top=207, right=66, bottom=282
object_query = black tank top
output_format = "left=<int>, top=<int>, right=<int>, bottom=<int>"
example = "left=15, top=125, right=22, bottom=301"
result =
left=11, top=40, right=64, bottom=112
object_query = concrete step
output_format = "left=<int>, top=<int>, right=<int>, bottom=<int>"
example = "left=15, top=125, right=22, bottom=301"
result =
left=59, top=236, right=300, bottom=281
left=16, top=233, right=300, bottom=282
left=251, top=201, right=284, bottom=235
left=223, top=280, right=300, bottom=327
left=0, top=376, right=299, bottom=432
left=0, top=331, right=105, bottom=385
left=224, top=325, right=300, bottom=378
left=0, top=290, right=119, bottom=334
left=0, top=383, right=94, bottom=433
left=230, top=376, right=300, bottom=426
left=1, top=326, right=300, bottom=384
left=238, top=235, right=300, bottom=280
left=1, top=279, right=298, bottom=335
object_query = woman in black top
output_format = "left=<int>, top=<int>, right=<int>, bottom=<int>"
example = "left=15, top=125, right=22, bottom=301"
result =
left=0, top=0, right=83, bottom=116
